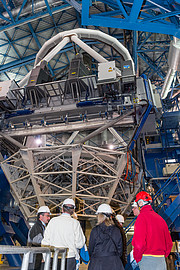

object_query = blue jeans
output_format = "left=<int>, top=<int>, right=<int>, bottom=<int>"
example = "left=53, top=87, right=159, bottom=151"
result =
left=138, top=256, right=167, bottom=270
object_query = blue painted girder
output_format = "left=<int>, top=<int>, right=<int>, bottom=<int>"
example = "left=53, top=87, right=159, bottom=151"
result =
left=82, top=0, right=180, bottom=38
left=158, top=194, right=180, bottom=227
left=0, top=2, right=70, bottom=32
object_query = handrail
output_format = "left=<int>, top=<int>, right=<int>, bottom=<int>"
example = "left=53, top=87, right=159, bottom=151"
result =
left=0, top=245, right=51, bottom=270
left=152, top=164, right=180, bottom=213
left=0, top=245, right=67, bottom=270
left=51, top=247, right=67, bottom=270
left=153, top=165, right=180, bottom=200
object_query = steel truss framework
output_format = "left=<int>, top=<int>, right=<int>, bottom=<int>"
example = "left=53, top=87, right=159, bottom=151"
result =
left=82, top=0, right=180, bottom=38
left=136, top=32, right=171, bottom=85
left=1, top=143, right=141, bottom=220
left=1, top=107, right=143, bottom=219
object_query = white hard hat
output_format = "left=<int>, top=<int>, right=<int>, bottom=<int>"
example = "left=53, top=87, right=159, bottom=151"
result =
left=96, top=204, right=112, bottom=214
left=62, top=198, right=75, bottom=207
left=132, top=201, right=138, bottom=207
left=38, top=206, right=51, bottom=214
left=116, top=214, right=124, bottom=223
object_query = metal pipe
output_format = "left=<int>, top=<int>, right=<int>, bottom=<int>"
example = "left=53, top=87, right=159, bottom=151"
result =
left=161, top=69, right=176, bottom=99
left=52, top=248, right=67, bottom=270
left=21, top=252, right=30, bottom=270
left=71, top=35, right=121, bottom=76
left=19, top=28, right=135, bottom=87
left=43, top=36, right=70, bottom=64
left=60, top=250, right=66, bottom=270
left=35, top=29, right=133, bottom=66
left=161, top=36, right=180, bottom=99
left=44, top=252, right=51, bottom=270
left=0, top=246, right=51, bottom=270
left=71, top=34, right=108, bottom=63
left=52, top=248, right=59, bottom=270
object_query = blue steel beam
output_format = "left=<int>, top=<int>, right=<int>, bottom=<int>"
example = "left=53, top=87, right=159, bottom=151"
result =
left=0, top=4, right=70, bottom=32
left=1, top=0, right=15, bottom=23
left=142, top=51, right=168, bottom=77
left=0, top=55, right=36, bottom=73
left=136, top=31, right=170, bottom=82
left=129, top=0, right=144, bottom=22
left=1, top=30, right=20, bottom=66
left=63, top=0, right=82, bottom=13
left=44, top=0, right=58, bottom=33
left=115, top=0, right=128, bottom=19
left=4, top=31, right=21, bottom=60
left=166, top=2, right=179, bottom=26
left=82, top=0, right=180, bottom=38
left=132, top=31, right=137, bottom=73
left=0, top=14, right=11, bottom=23
left=27, top=23, right=41, bottom=49
left=138, top=52, right=166, bottom=80
left=15, top=0, right=28, bottom=22
left=27, top=22, right=54, bottom=76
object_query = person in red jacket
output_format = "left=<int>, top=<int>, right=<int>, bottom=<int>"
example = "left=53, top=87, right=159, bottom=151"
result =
left=132, top=191, right=173, bottom=270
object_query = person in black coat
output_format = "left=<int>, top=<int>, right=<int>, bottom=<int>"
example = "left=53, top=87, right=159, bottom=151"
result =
left=88, top=204, right=124, bottom=270
left=27, top=206, right=51, bottom=270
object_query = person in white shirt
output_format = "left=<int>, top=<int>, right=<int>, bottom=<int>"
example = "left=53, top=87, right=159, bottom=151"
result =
left=41, top=198, right=85, bottom=270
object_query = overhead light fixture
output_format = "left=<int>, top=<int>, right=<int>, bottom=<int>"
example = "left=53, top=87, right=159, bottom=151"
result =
left=35, top=137, right=42, bottom=146
left=165, top=159, right=176, bottom=163
left=108, top=144, right=114, bottom=150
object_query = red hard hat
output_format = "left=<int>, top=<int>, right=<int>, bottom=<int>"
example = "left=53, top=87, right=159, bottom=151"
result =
left=135, top=191, right=152, bottom=202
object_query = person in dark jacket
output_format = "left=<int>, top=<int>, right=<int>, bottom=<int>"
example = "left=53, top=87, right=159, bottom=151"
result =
left=88, top=203, right=124, bottom=270
left=27, top=206, right=51, bottom=270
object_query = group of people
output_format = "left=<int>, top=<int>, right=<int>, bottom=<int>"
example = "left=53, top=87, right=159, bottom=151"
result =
left=28, top=191, right=173, bottom=270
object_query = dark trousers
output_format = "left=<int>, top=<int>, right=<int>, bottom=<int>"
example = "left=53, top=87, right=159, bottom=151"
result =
left=54, top=257, right=76, bottom=270
left=28, top=254, right=44, bottom=270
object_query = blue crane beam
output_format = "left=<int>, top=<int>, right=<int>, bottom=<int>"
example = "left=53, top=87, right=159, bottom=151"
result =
left=82, top=0, right=180, bottom=38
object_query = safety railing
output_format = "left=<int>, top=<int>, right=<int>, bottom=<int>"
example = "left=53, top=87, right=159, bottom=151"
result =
left=51, top=247, right=67, bottom=270
left=0, top=245, right=67, bottom=270
left=152, top=165, right=180, bottom=214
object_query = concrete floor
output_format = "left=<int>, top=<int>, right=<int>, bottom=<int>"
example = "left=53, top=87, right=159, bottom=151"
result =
left=0, top=267, right=19, bottom=269
left=79, top=263, right=88, bottom=270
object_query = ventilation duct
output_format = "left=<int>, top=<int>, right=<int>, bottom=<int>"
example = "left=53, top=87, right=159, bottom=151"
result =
left=19, top=28, right=134, bottom=87
left=161, top=37, right=180, bottom=99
